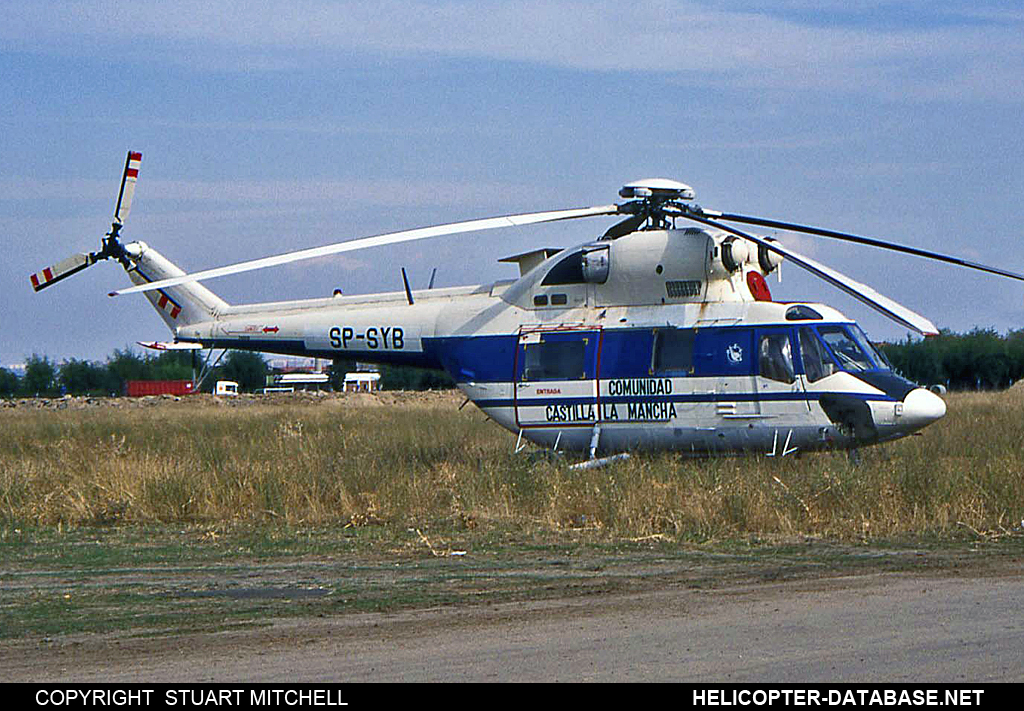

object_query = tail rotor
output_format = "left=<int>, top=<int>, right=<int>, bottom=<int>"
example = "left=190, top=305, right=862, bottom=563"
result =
left=29, top=150, right=142, bottom=292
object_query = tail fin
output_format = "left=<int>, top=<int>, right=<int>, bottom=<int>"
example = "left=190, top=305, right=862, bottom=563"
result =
left=122, top=241, right=227, bottom=330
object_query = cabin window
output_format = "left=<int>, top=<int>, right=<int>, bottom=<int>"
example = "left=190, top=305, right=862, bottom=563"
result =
left=533, top=294, right=548, bottom=307
left=541, top=251, right=585, bottom=285
left=798, top=327, right=836, bottom=382
left=521, top=340, right=585, bottom=381
left=817, top=325, right=874, bottom=372
left=551, top=293, right=568, bottom=306
left=652, top=328, right=695, bottom=373
left=759, top=332, right=796, bottom=384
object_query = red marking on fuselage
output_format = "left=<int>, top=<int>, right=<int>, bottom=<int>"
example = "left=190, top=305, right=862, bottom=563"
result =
left=747, top=271, right=772, bottom=301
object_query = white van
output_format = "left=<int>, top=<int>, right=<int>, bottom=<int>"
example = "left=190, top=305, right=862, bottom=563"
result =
left=215, top=380, right=239, bottom=396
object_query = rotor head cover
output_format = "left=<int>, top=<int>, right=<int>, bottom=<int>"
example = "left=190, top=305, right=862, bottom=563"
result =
left=619, top=178, right=695, bottom=202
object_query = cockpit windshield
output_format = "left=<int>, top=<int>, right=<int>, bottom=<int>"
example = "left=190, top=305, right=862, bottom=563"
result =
left=798, top=327, right=835, bottom=382
left=816, top=324, right=886, bottom=372
left=849, top=325, right=890, bottom=369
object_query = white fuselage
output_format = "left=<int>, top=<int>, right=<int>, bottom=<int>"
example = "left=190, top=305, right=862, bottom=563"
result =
left=129, top=228, right=946, bottom=455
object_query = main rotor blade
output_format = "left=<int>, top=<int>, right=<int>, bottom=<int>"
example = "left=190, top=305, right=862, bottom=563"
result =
left=681, top=212, right=939, bottom=336
left=111, top=204, right=620, bottom=297
left=709, top=211, right=1024, bottom=282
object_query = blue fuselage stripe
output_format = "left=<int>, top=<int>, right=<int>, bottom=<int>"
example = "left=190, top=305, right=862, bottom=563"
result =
left=423, top=324, right=907, bottom=393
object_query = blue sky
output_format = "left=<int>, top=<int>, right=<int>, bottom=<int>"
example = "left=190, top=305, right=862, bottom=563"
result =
left=2, top=0, right=1023, bottom=367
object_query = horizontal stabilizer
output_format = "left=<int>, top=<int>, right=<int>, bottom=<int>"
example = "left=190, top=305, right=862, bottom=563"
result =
left=137, top=340, right=204, bottom=351
left=29, top=253, right=92, bottom=292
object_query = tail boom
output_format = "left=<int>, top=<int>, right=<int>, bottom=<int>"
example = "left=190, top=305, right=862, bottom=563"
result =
left=122, top=242, right=228, bottom=331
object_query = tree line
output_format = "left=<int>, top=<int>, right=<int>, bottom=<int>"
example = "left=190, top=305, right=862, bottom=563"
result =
left=0, top=349, right=453, bottom=397
left=878, top=328, right=1024, bottom=391
left=0, top=349, right=248, bottom=398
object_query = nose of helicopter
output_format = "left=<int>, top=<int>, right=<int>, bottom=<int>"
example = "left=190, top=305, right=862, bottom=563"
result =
left=899, top=387, right=946, bottom=430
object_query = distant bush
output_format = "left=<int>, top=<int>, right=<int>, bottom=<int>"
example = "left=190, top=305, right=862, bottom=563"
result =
left=379, top=364, right=455, bottom=391
left=58, top=358, right=121, bottom=396
left=0, top=367, right=19, bottom=397
left=23, top=354, right=58, bottom=397
left=328, top=359, right=455, bottom=391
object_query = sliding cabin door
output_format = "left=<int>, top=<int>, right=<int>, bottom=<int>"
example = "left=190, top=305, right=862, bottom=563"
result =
left=514, top=327, right=601, bottom=428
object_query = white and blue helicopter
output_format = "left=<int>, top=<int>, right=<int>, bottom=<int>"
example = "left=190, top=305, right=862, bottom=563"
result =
left=31, top=152, right=1024, bottom=459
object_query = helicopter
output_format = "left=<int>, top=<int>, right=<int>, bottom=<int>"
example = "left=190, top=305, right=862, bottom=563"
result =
left=30, top=151, right=1024, bottom=459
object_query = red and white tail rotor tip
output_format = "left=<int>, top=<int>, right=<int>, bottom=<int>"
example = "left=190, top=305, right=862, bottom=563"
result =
left=114, top=150, right=142, bottom=226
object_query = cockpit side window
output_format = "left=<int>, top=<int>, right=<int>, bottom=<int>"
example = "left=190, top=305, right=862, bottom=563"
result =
left=758, top=332, right=796, bottom=384
left=817, top=325, right=874, bottom=372
left=798, top=327, right=836, bottom=382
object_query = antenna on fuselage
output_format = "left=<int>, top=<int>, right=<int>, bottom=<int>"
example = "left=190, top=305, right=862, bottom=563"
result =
left=401, top=267, right=414, bottom=305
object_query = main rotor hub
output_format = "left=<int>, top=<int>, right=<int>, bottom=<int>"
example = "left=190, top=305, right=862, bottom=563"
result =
left=610, top=178, right=697, bottom=233
left=619, top=178, right=695, bottom=202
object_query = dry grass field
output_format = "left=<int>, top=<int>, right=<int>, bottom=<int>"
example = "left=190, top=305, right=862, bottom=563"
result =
left=2, top=388, right=1023, bottom=644
left=3, top=387, right=1023, bottom=543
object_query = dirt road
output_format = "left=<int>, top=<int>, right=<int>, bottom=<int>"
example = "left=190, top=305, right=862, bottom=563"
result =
left=7, top=568, right=1021, bottom=682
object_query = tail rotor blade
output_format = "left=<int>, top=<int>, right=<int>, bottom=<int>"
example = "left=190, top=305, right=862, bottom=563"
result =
left=32, top=150, right=142, bottom=294
left=30, top=253, right=93, bottom=292
left=113, top=150, right=142, bottom=227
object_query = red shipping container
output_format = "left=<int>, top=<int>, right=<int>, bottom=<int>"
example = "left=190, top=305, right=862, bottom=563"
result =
left=125, top=380, right=195, bottom=397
